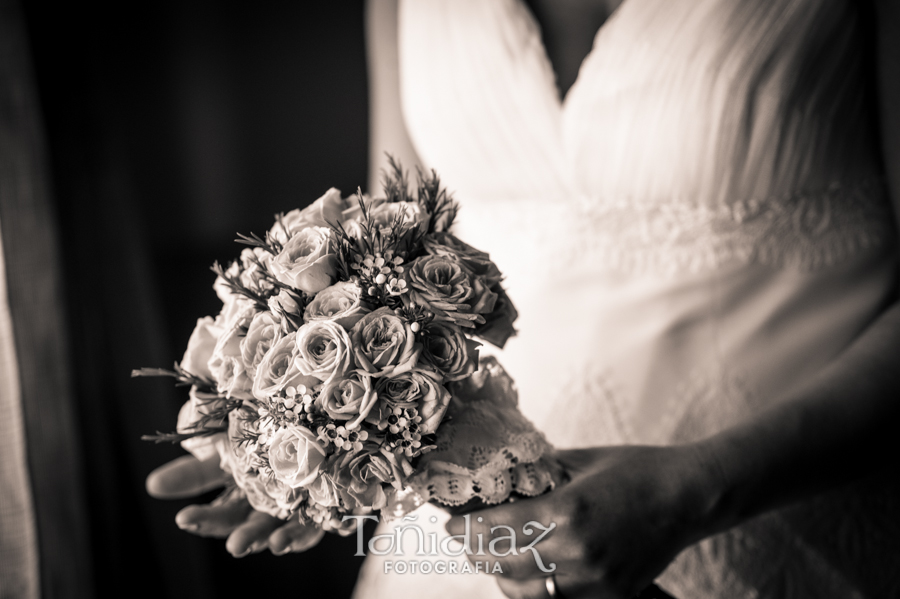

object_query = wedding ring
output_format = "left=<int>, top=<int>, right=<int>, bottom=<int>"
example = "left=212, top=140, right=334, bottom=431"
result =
left=545, top=574, right=565, bottom=599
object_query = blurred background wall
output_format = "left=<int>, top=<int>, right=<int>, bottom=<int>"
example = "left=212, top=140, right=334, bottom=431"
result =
left=18, top=1, right=370, bottom=597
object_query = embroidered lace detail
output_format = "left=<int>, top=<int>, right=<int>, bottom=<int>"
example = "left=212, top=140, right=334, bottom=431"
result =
left=458, top=180, right=894, bottom=278
left=401, top=357, right=564, bottom=509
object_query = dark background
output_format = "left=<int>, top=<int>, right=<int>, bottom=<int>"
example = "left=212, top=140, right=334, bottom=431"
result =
left=23, top=2, right=370, bottom=597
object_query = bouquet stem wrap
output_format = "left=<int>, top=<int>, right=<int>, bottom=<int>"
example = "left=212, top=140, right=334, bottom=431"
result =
left=388, top=356, right=565, bottom=517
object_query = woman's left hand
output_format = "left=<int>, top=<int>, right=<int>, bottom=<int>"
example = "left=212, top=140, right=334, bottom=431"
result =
left=446, top=444, right=723, bottom=599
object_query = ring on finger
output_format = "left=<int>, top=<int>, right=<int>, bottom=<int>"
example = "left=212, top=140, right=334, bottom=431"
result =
left=545, top=574, right=567, bottom=599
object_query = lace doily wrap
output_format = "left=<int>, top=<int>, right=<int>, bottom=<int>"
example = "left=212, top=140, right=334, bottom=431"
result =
left=388, top=357, right=564, bottom=516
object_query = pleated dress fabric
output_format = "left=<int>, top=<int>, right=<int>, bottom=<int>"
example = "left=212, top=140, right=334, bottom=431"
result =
left=354, top=1, right=900, bottom=597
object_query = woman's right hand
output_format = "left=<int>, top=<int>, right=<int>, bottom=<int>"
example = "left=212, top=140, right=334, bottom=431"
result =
left=146, top=454, right=325, bottom=557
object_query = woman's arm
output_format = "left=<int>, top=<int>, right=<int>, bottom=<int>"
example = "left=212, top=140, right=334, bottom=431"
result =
left=698, top=0, right=900, bottom=532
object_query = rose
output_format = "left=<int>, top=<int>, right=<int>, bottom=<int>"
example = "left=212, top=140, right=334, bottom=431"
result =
left=405, top=255, right=498, bottom=328
left=317, top=371, right=379, bottom=428
left=180, top=316, right=222, bottom=381
left=270, top=188, right=348, bottom=244
left=349, top=307, right=420, bottom=377
left=220, top=409, right=256, bottom=474
left=243, top=474, right=303, bottom=520
left=374, top=369, right=450, bottom=434
left=208, top=306, right=255, bottom=399
left=269, top=226, right=338, bottom=295
left=240, top=246, right=273, bottom=271
left=268, top=288, right=305, bottom=330
left=266, top=475, right=305, bottom=517
left=305, top=471, right=341, bottom=508
left=240, top=311, right=283, bottom=379
left=233, top=463, right=303, bottom=520
left=419, top=321, right=480, bottom=381
left=268, top=425, right=328, bottom=488
left=303, top=281, right=371, bottom=330
left=341, top=199, right=424, bottom=238
left=375, top=368, right=445, bottom=407
left=252, top=332, right=320, bottom=400
left=423, top=232, right=502, bottom=287
left=211, top=355, right=254, bottom=400
left=473, top=284, right=519, bottom=349
left=349, top=448, right=395, bottom=487
left=368, top=201, right=424, bottom=231
left=268, top=289, right=303, bottom=316
left=238, top=247, right=275, bottom=293
left=212, top=262, right=254, bottom=329
left=176, top=386, right=226, bottom=461
left=215, top=410, right=309, bottom=518
left=332, top=447, right=394, bottom=510
left=294, top=320, right=354, bottom=386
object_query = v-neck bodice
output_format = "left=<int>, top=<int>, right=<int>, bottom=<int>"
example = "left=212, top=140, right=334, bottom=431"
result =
left=399, top=0, right=890, bottom=225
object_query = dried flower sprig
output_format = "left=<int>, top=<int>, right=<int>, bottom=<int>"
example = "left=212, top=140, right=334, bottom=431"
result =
left=211, top=260, right=271, bottom=312
left=415, top=166, right=457, bottom=233
left=131, top=363, right=216, bottom=392
left=235, top=228, right=284, bottom=257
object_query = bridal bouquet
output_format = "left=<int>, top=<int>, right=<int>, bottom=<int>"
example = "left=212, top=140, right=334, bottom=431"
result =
left=137, top=162, right=561, bottom=536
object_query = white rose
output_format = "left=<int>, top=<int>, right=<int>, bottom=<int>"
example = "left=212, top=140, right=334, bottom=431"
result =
left=270, top=188, right=348, bottom=244
left=268, top=425, right=328, bottom=488
left=269, top=227, right=339, bottom=295
left=316, top=372, right=379, bottom=428
left=252, top=332, right=320, bottom=400
left=180, top=316, right=222, bottom=381
left=368, top=201, right=424, bottom=231
left=268, top=288, right=303, bottom=318
left=238, top=247, right=274, bottom=293
left=294, top=320, right=355, bottom=387
left=208, top=306, right=255, bottom=399
left=176, top=386, right=226, bottom=461
left=303, top=281, right=370, bottom=330
left=240, top=311, right=283, bottom=380
left=212, top=262, right=253, bottom=330
left=341, top=199, right=423, bottom=238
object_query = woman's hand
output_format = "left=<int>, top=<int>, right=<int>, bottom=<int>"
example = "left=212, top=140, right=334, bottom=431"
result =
left=446, top=444, right=722, bottom=599
left=146, top=454, right=325, bottom=557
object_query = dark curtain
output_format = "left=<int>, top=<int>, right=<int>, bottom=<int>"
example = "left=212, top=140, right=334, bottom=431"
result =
left=21, top=2, right=369, bottom=597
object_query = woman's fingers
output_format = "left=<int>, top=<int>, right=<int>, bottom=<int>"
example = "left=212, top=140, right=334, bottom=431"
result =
left=146, top=454, right=229, bottom=499
left=174, top=495, right=252, bottom=538
left=268, top=518, right=326, bottom=555
left=226, top=510, right=284, bottom=557
left=550, top=447, right=612, bottom=477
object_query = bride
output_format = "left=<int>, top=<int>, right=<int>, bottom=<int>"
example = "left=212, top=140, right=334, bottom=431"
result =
left=148, top=0, right=900, bottom=597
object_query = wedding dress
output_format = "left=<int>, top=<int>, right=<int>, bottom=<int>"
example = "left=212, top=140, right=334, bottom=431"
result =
left=355, top=0, right=900, bottom=597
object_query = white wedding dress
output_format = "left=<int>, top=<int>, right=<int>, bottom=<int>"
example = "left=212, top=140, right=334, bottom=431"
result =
left=355, top=0, right=900, bottom=597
